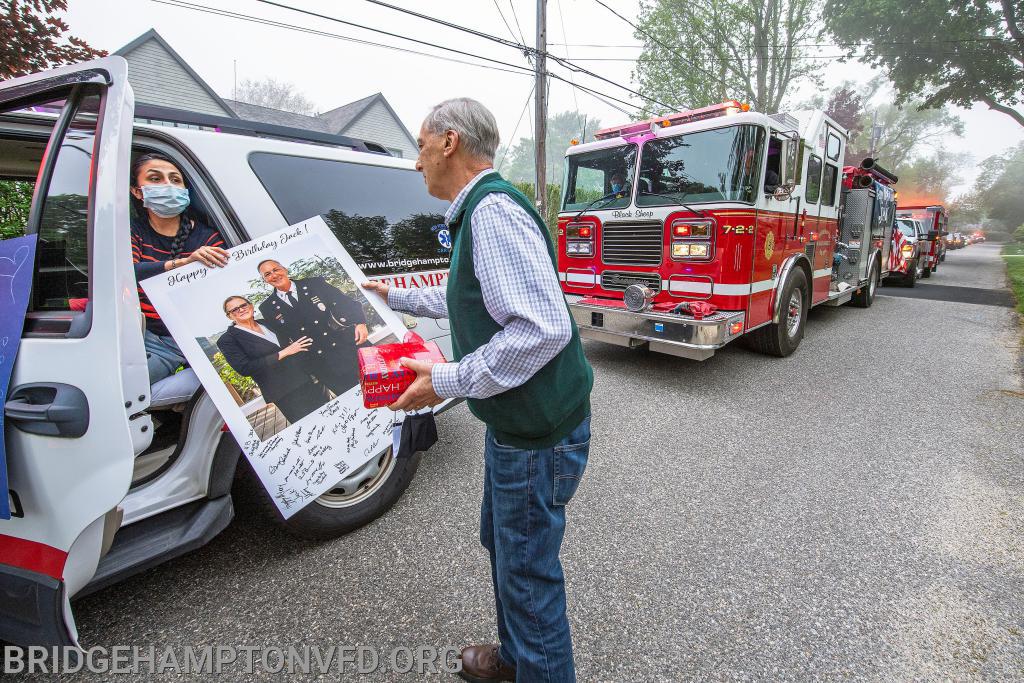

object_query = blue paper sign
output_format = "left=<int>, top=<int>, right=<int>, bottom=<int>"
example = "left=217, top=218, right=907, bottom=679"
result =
left=0, top=234, right=37, bottom=520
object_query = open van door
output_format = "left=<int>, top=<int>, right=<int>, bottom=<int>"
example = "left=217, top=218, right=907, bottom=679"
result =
left=0, top=57, right=147, bottom=647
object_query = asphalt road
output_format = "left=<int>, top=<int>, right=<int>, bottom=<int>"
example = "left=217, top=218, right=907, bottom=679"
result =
left=37, top=243, right=1024, bottom=681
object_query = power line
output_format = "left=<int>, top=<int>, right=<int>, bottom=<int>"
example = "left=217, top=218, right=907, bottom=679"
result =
left=154, top=0, right=533, bottom=77
left=490, top=0, right=519, bottom=44
left=507, top=0, right=529, bottom=49
left=342, top=0, right=677, bottom=110
left=554, top=0, right=582, bottom=135
left=157, top=0, right=648, bottom=114
left=498, top=83, right=535, bottom=171
left=589, top=0, right=725, bottom=103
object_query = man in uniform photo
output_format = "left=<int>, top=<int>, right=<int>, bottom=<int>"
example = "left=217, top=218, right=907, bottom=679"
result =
left=257, top=259, right=368, bottom=396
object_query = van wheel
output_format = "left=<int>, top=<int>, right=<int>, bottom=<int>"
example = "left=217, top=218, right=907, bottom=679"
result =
left=922, top=262, right=932, bottom=278
left=851, top=259, right=879, bottom=308
left=744, top=267, right=808, bottom=357
left=242, top=448, right=422, bottom=540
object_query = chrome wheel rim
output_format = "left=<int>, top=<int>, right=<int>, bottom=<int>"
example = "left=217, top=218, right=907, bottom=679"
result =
left=314, top=448, right=395, bottom=509
left=869, top=265, right=877, bottom=297
left=786, top=288, right=803, bottom=338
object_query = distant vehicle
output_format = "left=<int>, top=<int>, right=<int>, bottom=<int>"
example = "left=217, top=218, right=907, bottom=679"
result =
left=897, top=205, right=947, bottom=269
left=887, top=218, right=927, bottom=286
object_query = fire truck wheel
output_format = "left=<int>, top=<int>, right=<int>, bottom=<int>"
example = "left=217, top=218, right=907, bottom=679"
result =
left=851, top=259, right=879, bottom=308
left=744, top=267, right=809, bottom=357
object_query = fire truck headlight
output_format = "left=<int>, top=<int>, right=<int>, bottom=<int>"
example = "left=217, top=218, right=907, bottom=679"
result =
left=689, top=243, right=710, bottom=257
left=672, top=243, right=691, bottom=257
left=566, top=240, right=593, bottom=256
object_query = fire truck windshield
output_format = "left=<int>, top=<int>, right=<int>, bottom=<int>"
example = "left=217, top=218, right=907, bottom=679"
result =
left=561, top=144, right=637, bottom=211
left=635, top=125, right=764, bottom=207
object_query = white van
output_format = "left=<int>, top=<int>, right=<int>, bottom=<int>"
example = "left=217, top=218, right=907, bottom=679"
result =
left=0, top=57, right=452, bottom=648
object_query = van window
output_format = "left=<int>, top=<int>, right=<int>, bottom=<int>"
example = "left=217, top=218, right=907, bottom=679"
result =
left=821, top=163, right=839, bottom=206
left=248, top=153, right=450, bottom=277
left=0, top=89, right=102, bottom=314
left=805, top=154, right=822, bottom=204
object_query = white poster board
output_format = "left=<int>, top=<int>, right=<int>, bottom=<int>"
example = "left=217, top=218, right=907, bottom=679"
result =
left=143, top=216, right=407, bottom=518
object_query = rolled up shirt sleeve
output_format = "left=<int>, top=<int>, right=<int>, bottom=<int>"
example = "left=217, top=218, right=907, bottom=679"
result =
left=387, top=285, right=448, bottom=319
left=430, top=195, right=572, bottom=400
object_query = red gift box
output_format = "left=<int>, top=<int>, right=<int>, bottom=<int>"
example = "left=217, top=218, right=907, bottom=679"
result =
left=358, top=340, right=447, bottom=409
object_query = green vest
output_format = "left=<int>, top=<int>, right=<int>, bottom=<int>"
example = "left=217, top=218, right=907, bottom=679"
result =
left=446, top=172, right=593, bottom=449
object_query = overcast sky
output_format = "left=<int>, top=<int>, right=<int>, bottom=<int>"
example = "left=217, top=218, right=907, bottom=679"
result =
left=65, top=0, right=1024, bottom=198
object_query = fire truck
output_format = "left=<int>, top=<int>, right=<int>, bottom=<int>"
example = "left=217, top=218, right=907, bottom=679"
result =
left=556, top=100, right=897, bottom=360
left=895, top=205, right=948, bottom=272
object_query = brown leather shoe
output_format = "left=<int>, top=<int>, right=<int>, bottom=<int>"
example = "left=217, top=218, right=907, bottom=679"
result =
left=457, top=644, right=516, bottom=682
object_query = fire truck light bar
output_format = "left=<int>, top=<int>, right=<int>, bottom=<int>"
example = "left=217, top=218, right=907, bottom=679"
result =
left=595, top=101, right=751, bottom=140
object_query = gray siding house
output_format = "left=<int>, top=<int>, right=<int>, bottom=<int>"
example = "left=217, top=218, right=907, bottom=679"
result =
left=114, top=29, right=418, bottom=158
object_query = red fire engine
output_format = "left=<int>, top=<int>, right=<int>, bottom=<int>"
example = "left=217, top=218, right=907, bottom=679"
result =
left=895, top=204, right=948, bottom=273
left=556, top=101, right=898, bottom=360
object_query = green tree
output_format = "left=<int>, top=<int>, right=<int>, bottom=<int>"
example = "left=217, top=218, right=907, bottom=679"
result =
left=0, top=180, right=33, bottom=239
left=1, top=1, right=106, bottom=79
left=497, top=110, right=599, bottom=184
left=823, top=0, right=1024, bottom=127
left=893, top=150, right=969, bottom=205
left=1014, top=224, right=1024, bottom=242
left=633, top=0, right=822, bottom=114
left=969, top=142, right=1024, bottom=230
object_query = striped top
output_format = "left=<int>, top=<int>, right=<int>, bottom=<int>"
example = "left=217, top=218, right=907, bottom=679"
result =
left=131, top=217, right=225, bottom=336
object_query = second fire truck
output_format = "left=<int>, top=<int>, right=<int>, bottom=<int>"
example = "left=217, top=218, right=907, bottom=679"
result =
left=556, top=101, right=898, bottom=360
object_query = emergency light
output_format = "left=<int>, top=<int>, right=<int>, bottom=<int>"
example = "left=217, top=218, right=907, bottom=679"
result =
left=595, top=101, right=751, bottom=140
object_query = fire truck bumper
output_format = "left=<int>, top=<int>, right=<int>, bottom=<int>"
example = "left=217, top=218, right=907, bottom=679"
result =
left=569, top=300, right=745, bottom=361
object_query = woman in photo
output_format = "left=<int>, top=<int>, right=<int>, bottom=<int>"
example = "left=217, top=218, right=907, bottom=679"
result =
left=130, top=152, right=229, bottom=384
left=216, top=295, right=329, bottom=425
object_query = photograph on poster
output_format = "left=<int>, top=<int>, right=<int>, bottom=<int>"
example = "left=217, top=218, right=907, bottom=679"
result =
left=142, top=216, right=407, bottom=517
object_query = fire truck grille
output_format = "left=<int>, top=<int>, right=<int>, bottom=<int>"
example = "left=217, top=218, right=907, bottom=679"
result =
left=601, top=271, right=661, bottom=293
left=601, top=222, right=663, bottom=265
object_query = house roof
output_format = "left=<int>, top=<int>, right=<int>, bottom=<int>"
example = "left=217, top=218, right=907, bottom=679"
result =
left=114, top=29, right=237, bottom=118
left=320, top=92, right=418, bottom=149
left=222, top=99, right=332, bottom=133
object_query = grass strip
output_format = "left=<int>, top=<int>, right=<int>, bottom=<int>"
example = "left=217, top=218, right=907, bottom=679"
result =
left=1003, top=243, right=1024, bottom=315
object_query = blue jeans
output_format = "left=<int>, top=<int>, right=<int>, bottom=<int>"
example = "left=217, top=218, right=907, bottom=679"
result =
left=481, top=416, right=590, bottom=683
left=144, top=329, right=186, bottom=384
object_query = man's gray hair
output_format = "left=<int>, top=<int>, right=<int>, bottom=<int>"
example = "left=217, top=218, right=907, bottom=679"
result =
left=424, top=98, right=500, bottom=161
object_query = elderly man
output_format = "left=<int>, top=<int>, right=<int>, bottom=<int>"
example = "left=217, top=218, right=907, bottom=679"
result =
left=364, top=98, right=593, bottom=683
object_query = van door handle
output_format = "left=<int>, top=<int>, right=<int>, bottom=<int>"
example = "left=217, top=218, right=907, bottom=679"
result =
left=5, top=383, right=89, bottom=438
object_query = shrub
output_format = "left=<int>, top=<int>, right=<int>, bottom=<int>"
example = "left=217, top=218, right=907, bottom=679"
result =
left=985, top=230, right=1013, bottom=243
left=1014, top=225, right=1024, bottom=242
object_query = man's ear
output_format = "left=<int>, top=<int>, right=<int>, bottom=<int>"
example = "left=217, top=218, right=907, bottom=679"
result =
left=443, top=130, right=459, bottom=158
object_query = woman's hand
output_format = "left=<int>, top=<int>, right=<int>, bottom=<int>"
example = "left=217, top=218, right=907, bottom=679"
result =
left=354, top=323, right=369, bottom=345
left=278, top=336, right=312, bottom=359
left=186, top=245, right=230, bottom=268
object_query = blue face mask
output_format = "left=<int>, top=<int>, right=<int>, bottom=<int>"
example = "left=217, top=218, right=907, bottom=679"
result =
left=141, top=184, right=190, bottom=217
left=611, top=183, right=623, bottom=194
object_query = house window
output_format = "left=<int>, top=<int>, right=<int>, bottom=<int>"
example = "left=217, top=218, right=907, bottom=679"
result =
left=386, top=147, right=404, bottom=158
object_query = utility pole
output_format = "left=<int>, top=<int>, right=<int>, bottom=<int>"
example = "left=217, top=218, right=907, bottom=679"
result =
left=534, top=0, right=548, bottom=219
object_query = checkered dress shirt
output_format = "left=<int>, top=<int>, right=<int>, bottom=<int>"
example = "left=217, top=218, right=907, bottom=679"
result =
left=388, top=169, right=572, bottom=400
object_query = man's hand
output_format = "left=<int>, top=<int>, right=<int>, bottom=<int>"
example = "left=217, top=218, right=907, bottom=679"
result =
left=354, top=323, right=368, bottom=345
left=388, top=358, right=443, bottom=412
left=361, top=280, right=390, bottom=299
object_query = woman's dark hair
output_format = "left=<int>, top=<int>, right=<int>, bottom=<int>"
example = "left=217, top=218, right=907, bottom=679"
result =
left=130, top=152, right=194, bottom=259
left=223, top=295, right=251, bottom=314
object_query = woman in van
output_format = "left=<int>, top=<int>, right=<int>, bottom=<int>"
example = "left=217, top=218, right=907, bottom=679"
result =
left=130, top=153, right=229, bottom=383
left=216, top=295, right=329, bottom=425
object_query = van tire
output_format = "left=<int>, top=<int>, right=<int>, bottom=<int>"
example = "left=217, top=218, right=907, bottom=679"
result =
left=744, top=267, right=808, bottom=358
left=904, top=260, right=918, bottom=287
left=922, top=262, right=932, bottom=278
left=240, top=449, right=422, bottom=540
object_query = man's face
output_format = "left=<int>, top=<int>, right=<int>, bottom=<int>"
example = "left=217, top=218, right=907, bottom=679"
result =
left=259, top=261, right=291, bottom=291
left=416, top=122, right=450, bottom=200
